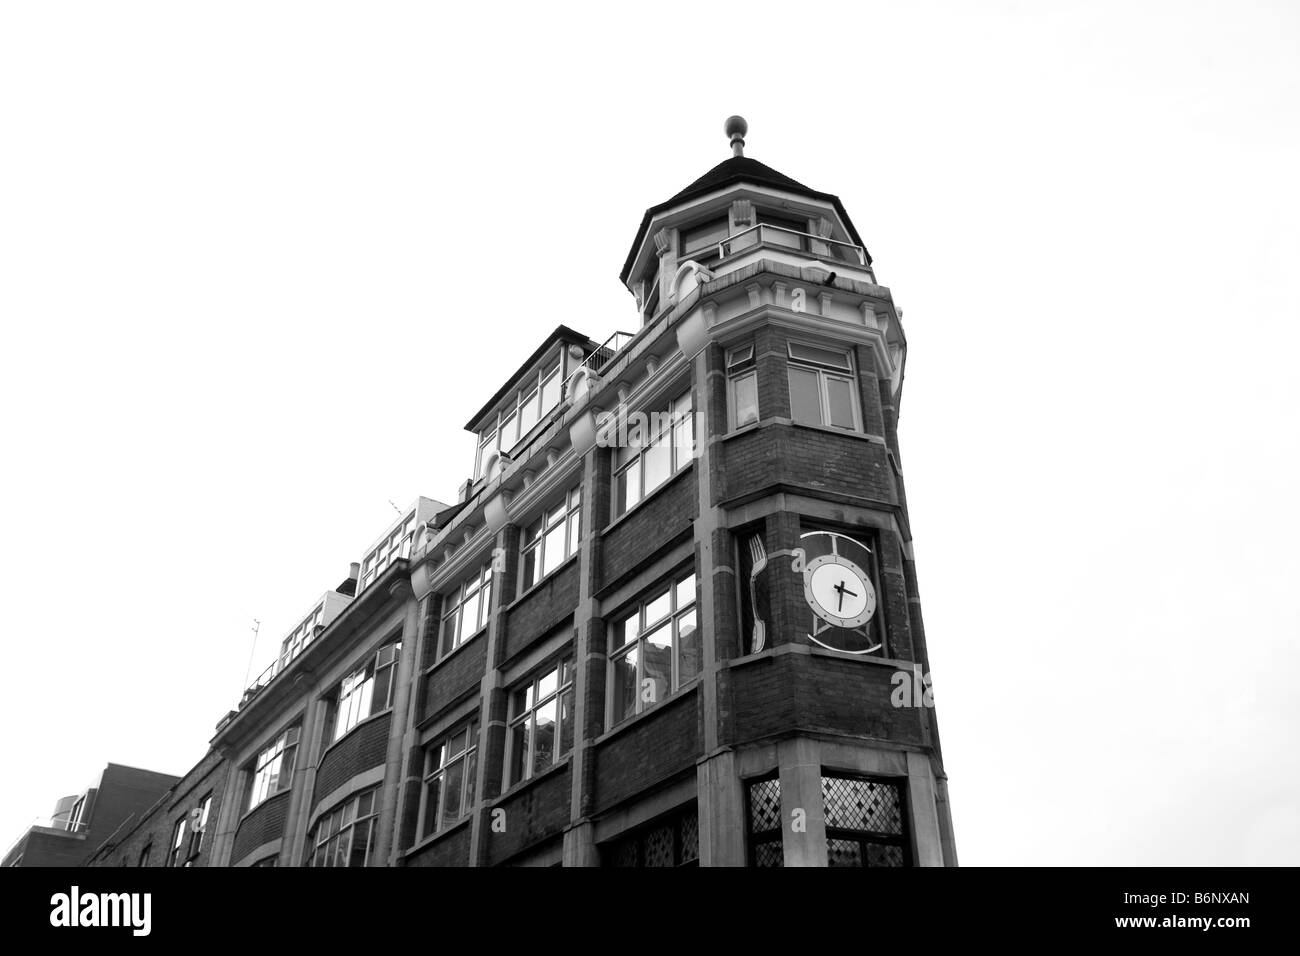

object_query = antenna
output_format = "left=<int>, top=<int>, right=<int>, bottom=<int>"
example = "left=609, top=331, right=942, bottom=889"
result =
left=388, top=499, right=403, bottom=516
left=241, top=618, right=261, bottom=693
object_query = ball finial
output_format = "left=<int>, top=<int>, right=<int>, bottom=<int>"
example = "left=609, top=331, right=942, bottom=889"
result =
left=724, top=115, right=748, bottom=157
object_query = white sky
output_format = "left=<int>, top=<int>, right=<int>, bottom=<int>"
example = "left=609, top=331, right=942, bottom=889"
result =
left=1, top=0, right=1296, bottom=865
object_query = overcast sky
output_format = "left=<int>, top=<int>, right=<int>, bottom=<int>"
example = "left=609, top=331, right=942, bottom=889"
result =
left=1, top=0, right=1296, bottom=865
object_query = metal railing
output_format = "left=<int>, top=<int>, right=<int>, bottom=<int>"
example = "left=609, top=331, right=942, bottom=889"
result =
left=240, top=624, right=326, bottom=709
left=561, top=330, right=636, bottom=402
left=717, top=223, right=870, bottom=269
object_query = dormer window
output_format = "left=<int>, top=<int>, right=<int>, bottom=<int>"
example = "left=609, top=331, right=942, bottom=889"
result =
left=474, top=356, right=565, bottom=480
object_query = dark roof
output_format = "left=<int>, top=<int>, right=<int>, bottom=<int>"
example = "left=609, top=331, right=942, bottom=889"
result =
left=620, top=156, right=871, bottom=283
left=463, top=325, right=595, bottom=431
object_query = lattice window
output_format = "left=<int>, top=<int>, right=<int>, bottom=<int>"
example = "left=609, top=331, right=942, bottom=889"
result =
left=746, top=775, right=784, bottom=867
left=820, top=773, right=909, bottom=867
left=603, top=805, right=699, bottom=867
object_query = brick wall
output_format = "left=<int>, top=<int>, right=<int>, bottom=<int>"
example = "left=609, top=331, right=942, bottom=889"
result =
left=484, top=765, right=572, bottom=865
left=599, top=466, right=698, bottom=591
left=312, top=712, right=391, bottom=811
left=403, top=822, right=472, bottom=867
left=230, top=788, right=291, bottom=864
left=422, top=633, right=487, bottom=725
left=592, top=688, right=700, bottom=812
left=502, top=560, right=578, bottom=663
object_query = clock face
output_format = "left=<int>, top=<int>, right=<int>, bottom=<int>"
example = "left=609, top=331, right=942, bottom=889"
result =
left=804, top=554, right=876, bottom=629
left=795, top=530, right=882, bottom=654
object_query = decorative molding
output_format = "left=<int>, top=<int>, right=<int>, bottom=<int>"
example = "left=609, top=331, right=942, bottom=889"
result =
left=731, top=199, right=754, bottom=226
left=653, top=228, right=672, bottom=256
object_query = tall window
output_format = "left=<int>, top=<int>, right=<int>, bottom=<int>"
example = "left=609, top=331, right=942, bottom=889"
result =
left=605, top=805, right=699, bottom=867
left=521, top=488, right=581, bottom=591
left=166, top=817, right=187, bottom=868
left=418, top=721, right=478, bottom=840
left=66, top=796, right=86, bottom=833
left=680, top=216, right=728, bottom=263
left=439, top=563, right=494, bottom=658
left=137, top=843, right=151, bottom=867
left=332, top=641, right=401, bottom=742
left=608, top=570, right=699, bottom=727
left=613, top=392, right=694, bottom=517
left=307, top=787, right=380, bottom=868
left=360, top=511, right=417, bottom=592
left=475, top=356, right=566, bottom=479
left=821, top=774, right=910, bottom=867
left=746, top=776, right=784, bottom=867
left=787, top=341, right=861, bottom=431
left=727, top=344, right=759, bottom=429
left=185, top=794, right=212, bottom=863
left=248, top=726, right=300, bottom=811
left=507, top=657, right=574, bottom=787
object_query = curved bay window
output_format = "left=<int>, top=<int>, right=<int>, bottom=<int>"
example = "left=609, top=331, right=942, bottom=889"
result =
left=821, top=774, right=910, bottom=867
left=332, top=641, right=401, bottom=742
left=418, top=720, right=478, bottom=840
left=507, top=657, right=574, bottom=787
left=307, top=787, right=380, bottom=867
left=608, top=570, right=699, bottom=727
left=439, top=562, right=493, bottom=659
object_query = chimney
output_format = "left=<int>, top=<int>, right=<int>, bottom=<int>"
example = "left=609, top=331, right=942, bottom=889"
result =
left=337, top=562, right=361, bottom=597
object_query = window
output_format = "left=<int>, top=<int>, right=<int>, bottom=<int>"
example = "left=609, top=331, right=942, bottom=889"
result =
left=332, top=641, right=401, bottom=742
left=186, top=794, right=212, bottom=863
left=612, top=392, right=694, bottom=517
left=251, top=855, right=278, bottom=867
left=475, top=356, right=566, bottom=479
left=821, top=774, right=910, bottom=867
left=66, top=796, right=86, bottom=833
left=166, top=817, right=187, bottom=868
left=726, top=344, right=759, bottom=429
left=279, top=603, right=325, bottom=671
left=680, top=216, right=728, bottom=263
left=521, top=488, right=581, bottom=591
left=248, top=726, right=300, bottom=811
left=605, top=805, right=699, bottom=867
left=787, top=342, right=861, bottom=431
left=360, top=511, right=418, bottom=592
left=439, top=563, right=494, bottom=658
left=746, top=776, right=784, bottom=867
left=608, top=570, right=699, bottom=727
left=757, top=210, right=808, bottom=251
left=507, top=657, right=574, bottom=787
left=418, top=721, right=478, bottom=840
left=307, top=787, right=380, bottom=867
left=137, top=843, right=151, bottom=867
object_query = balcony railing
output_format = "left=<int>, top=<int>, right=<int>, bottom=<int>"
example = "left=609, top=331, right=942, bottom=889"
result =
left=562, top=330, right=636, bottom=402
left=717, top=223, right=872, bottom=271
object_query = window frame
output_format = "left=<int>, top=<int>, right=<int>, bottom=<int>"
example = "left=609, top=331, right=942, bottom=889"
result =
left=417, top=720, right=479, bottom=841
left=726, top=344, right=759, bottom=430
left=185, top=793, right=212, bottom=863
left=246, top=725, right=300, bottom=812
left=820, top=772, right=911, bottom=867
left=505, top=656, right=575, bottom=788
left=520, top=487, right=582, bottom=593
left=786, top=340, right=863, bottom=432
left=475, top=352, right=567, bottom=480
left=611, top=391, right=694, bottom=519
left=305, top=786, right=381, bottom=868
left=606, top=568, right=700, bottom=729
left=679, top=216, right=729, bottom=264
left=359, top=512, right=418, bottom=592
left=166, top=816, right=187, bottom=868
left=438, top=561, right=494, bottom=660
left=331, top=639, right=402, bottom=743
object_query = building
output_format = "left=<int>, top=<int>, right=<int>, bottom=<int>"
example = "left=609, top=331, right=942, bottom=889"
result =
left=4, top=764, right=179, bottom=867
left=87, top=118, right=956, bottom=867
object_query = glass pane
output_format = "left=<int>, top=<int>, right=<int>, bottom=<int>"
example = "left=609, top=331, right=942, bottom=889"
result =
left=500, top=411, right=517, bottom=449
left=540, top=366, right=561, bottom=412
left=441, top=762, right=464, bottom=828
left=349, top=819, right=372, bottom=868
left=644, top=588, right=671, bottom=627
left=643, top=624, right=672, bottom=705
left=512, top=684, right=533, bottom=715
left=510, top=720, right=529, bottom=784
left=726, top=345, right=754, bottom=369
left=448, top=728, right=467, bottom=757
left=828, top=838, right=863, bottom=867
left=677, top=609, right=700, bottom=684
left=356, top=790, right=375, bottom=817
left=518, top=390, right=538, bottom=437
left=622, top=462, right=642, bottom=513
left=341, top=799, right=357, bottom=827
left=466, top=749, right=477, bottom=807
left=559, top=689, right=574, bottom=756
left=532, top=699, right=557, bottom=775
left=461, top=590, right=480, bottom=640
left=543, top=522, right=567, bottom=576
left=567, top=511, right=581, bottom=556
left=440, top=613, right=458, bottom=658
left=611, top=648, right=638, bottom=725
left=537, top=666, right=559, bottom=700
left=522, top=547, right=537, bottom=590
left=732, top=372, right=759, bottom=427
left=333, top=829, right=351, bottom=868
left=422, top=779, right=441, bottom=839
left=826, top=376, right=856, bottom=429
left=675, top=574, right=696, bottom=609
left=643, top=435, right=671, bottom=492
left=789, top=342, right=851, bottom=370
left=613, top=609, right=639, bottom=648
left=788, top=366, right=823, bottom=425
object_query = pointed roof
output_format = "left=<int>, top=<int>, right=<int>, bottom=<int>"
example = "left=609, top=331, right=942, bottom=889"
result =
left=620, top=155, right=869, bottom=283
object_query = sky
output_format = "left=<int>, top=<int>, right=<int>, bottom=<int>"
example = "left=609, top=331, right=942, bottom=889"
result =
left=1, top=0, right=1297, bottom=865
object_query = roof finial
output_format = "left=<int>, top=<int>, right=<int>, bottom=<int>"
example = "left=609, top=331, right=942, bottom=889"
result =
left=725, top=115, right=748, bottom=158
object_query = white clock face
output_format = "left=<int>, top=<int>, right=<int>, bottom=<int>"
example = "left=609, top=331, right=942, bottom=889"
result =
left=804, top=554, right=876, bottom=629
